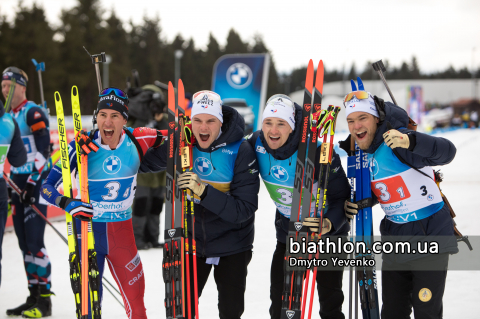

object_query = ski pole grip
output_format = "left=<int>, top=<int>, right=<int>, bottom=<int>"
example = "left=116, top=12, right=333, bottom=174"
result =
left=31, top=59, right=45, bottom=72
left=372, top=60, right=386, bottom=73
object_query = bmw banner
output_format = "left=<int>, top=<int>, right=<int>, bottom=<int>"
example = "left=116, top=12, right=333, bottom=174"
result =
left=211, top=53, right=270, bottom=130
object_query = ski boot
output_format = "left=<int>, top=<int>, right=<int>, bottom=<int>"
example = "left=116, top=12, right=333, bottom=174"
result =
left=21, top=287, right=54, bottom=318
left=6, top=285, right=39, bottom=316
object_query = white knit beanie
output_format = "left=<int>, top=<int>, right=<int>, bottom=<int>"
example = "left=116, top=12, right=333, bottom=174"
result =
left=262, top=94, right=296, bottom=130
left=191, top=90, right=223, bottom=123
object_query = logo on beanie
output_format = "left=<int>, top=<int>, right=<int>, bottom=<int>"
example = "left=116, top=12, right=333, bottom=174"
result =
left=226, top=63, right=252, bottom=89
left=270, top=165, right=289, bottom=182
left=271, top=109, right=277, bottom=113
left=194, top=157, right=213, bottom=176
left=103, top=155, right=121, bottom=174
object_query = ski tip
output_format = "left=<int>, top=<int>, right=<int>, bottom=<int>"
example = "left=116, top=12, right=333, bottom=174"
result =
left=305, top=60, right=314, bottom=93
left=350, top=79, right=357, bottom=91
left=71, top=86, right=78, bottom=97
left=357, top=77, right=365, bottom=91
left=315, top=60, right=324, bottom=93
left=54, top=91, right=61, bottom=102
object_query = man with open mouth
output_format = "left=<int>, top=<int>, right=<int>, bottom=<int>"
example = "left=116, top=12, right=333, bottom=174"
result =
left=342, top=81, right=458, bottom=319
left=141, top=89, right=260, bottom=318
left=246, top=94, right=351, bottom=319
left=42, top=87, right=167, bottom=319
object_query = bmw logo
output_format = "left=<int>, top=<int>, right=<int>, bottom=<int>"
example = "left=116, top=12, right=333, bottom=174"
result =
left=270, top=165, right=289, bottom=182
left=194, top=157, right=213, bottom=176
left=369, top=158, right=379, bottom=176
left=103, top=155, right=122, bottom=175
left=226, top=63, right=252, bottom=89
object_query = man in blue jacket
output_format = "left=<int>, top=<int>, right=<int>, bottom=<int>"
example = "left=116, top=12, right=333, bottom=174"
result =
left=0, top=99, right=27, bottom=287
left=343, top=88, right=457, bottom=319
left=141, top=90, right=260, bottom=319
left=2, top=66, right=53, bottom=317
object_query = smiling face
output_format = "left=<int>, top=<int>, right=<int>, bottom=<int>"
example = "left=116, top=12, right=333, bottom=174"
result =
left=262, top=117, right=293, bottom=150
left=96, top=109, right=127, bottom=149
left=347, top=111, right=379, bottom=150
left=192, top=113, right=222, bottom=149
left=1, top=80, right=27, bottom=108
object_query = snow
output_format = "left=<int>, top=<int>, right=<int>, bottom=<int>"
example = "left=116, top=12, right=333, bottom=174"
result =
left=1, top=129, right=479, bottom=318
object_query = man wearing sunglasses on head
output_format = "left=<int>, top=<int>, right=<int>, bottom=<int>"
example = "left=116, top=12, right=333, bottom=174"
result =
left=340, top=80, right=458, bottom=319
left=41, top=87, right=168, bottom=319
left=1, top=66, right=54, bottom=317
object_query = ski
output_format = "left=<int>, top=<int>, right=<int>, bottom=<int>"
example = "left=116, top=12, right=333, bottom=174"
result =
left=163, top=81, right=176, bottom=319
left=71, top=86, right=102, bottom=319
left=300, top=60, right=325, bottom=317
left=54, top=92, right=83, bottom=318
left=352, top=78, right=380, bottom=319
left=280, top=59, right=314, bottom=319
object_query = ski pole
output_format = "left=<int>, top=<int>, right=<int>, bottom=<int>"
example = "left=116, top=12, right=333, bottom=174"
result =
left=4, top=78, right=16, bottom=113
left=372, top=60, right=397, bottom=105
left=3, top=174, right=124, bottom=307
left=31, top=59, right=46, bottom=109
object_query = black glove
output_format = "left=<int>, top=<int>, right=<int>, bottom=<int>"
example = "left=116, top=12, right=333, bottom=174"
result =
left=21, top=183, right=36, bottom=206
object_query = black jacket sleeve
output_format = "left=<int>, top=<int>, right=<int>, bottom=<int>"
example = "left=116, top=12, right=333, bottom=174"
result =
left=396, top=129, right=456, bottom=168
left=315, top=148, right=350, bottom=234
left=7, top=119, right=27, bottom=167
left=138, top=137, right=168, bottom=173
left=199, top=141, right=260, bottom=224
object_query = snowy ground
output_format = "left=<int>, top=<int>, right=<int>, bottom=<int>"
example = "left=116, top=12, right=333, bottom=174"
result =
left=1, top=128, right=479, bottom=318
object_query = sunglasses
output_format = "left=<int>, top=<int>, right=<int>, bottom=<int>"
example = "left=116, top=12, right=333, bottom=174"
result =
left=343, top=91, right=369, bottom=106
left=99, top=87, right=128, bottom=99
left=2, top=66, right=28, bottom=81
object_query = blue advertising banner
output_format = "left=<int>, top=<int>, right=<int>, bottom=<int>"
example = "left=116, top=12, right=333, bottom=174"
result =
left=212, top=53, right=270, bottom=130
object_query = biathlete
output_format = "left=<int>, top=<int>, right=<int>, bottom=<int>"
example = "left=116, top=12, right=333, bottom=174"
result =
left=246, top=95, right=351, bottom=319
left=41, top=87, right=167, bottom=319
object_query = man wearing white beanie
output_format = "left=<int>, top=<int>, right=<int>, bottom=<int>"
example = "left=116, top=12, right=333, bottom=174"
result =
left=143, top=90, right=260, bottom=318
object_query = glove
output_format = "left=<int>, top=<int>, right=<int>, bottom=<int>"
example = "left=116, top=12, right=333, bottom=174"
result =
left=345, top=200, right=358, bottom=219
left=383, top=129, right=410, bottom=149
left=21, top=182, right=36, bottom=206
left=75, top=130, right=99, bottom=154
left=321, top=218, right=332, bottom=235
left=303, top=217, right=332, bottom=235
left=177, top=172, right=206, bottom=198
left=56, top=196, right=94, bottom=221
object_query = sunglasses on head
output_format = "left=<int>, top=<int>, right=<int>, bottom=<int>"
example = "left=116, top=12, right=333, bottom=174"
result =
left=2, top=66, right=28, bottom=80
left=99, top=87, right=128, bottom=99
left=343, top=91, right=370, bottom=106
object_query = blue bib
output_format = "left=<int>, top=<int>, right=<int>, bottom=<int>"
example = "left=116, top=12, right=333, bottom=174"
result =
left=255, top=136, right=321, bottom=218
left=11, top=101, right=49, bottom=174
left=86, top=129, right=140, bottom=222
left=191, top=139, right=243, bottom=202
left=368, top=142, right=443, bottom=223
left=0, top=113, right=16, bottom=178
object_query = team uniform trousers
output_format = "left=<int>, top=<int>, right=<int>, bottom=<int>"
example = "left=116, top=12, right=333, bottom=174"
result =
left=185, top=250, right=252, bottom=319
left=270, top=241, right=346, bottom=319
left=11, top=172, right=51, bottom=289
left=76, top=219, right=147, bottom=319
left=381, top=253, right=449, bottom=319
